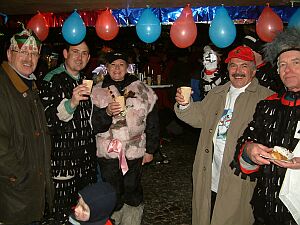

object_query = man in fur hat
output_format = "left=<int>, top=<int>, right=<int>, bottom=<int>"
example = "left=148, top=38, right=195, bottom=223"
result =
left=232, top=28, right=300, bottom=225
left=0, top=27, right=54, bottom=224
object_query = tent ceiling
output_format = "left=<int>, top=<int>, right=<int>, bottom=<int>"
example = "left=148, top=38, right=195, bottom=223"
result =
left=1, top=0, right=292, bottom=15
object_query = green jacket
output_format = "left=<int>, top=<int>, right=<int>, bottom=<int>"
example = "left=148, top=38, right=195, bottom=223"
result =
left=175, top=78, right=274, bottom=225
left=0, top=62, right=54, bottom=225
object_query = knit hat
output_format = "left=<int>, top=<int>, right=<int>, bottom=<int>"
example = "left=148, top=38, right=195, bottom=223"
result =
left=10, top=25, right=42, bottom=53
left=225, top=46, right=256, bottom=64
left=106, top=52, right=128, bottom=64
left=242, top=32, right=264, bottom=54
left=263, top=28, right=300, bottom=65
left=71, top=182, right=117, bottom=225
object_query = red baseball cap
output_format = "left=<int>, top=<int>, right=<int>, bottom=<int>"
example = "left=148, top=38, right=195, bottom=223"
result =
left=225, top=46, right=256, bottom=64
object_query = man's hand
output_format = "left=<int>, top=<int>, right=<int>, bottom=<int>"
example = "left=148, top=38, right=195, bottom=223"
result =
left=70, top=84, right=90, bottom=108
left=142, top=153, right=153, bottom=165
left=272, top=157, right=300, bottom=169
left=175, top=88, right=189, bottom=106
left=245, top=142, right=272, bottom=165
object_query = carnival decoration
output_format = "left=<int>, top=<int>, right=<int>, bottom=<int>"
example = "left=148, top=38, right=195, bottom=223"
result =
left=170, top=4, right=197, bottom=48
left=288, top=8, right=300, bottom=28
left=62, top=10, right=86, bottom=44
left=256, top=5, right=283, bottom=42
left=209, top=6, right=236, bottom=48
left=136, top=7, right=161, bottom=43
left=27, top=12, right=49, bottom=41
left=96, top=8, right=119, bottom=41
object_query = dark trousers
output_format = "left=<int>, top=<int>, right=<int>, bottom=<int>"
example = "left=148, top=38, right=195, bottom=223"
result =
left=98, top=157, right=144, bottom=210
left=210, top=191, right=217, bottom=221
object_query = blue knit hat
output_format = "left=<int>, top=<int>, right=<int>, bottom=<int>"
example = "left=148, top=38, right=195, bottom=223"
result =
left=70, top=182, right=116, bottom=225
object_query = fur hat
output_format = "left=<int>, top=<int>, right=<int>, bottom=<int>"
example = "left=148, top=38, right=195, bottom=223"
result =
left=263, top=28, right=300, bottom=65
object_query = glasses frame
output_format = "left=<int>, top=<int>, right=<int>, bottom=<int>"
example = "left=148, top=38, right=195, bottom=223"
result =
left=11, top=49, right=40, bottom=58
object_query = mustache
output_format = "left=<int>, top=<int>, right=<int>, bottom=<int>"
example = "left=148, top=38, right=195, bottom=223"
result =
left=232, top=73, right=246, bottom=78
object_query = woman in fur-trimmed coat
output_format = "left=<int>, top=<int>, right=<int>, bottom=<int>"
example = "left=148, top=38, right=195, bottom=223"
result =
left=91, top=52, right=159, bottom=225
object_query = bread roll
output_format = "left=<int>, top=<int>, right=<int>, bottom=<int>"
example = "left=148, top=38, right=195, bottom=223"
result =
left=270, top=146, right=291, bottom=161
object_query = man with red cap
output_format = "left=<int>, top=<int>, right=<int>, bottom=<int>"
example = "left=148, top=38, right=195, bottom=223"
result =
left=0, top=27, right=54, bottom=224
left=174, top=46, right=274, bottom=225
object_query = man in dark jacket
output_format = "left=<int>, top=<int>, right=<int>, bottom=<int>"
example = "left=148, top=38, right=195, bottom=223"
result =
left=39, top=40, right=97, bottom=224
left=0, top=27, right=54, bottom=225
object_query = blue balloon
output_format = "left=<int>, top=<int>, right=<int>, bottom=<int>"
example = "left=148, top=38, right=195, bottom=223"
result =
left=209, top=7, right=236, bottom=48
left=62, top=10, right=86, bottom=45
left=136, top=8, right=161, bottom=43
left=288, top=8, right=300, bottom=28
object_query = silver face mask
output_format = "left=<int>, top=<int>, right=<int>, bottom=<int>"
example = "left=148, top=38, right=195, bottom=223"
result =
left=203, top=51, right=218, bottom=71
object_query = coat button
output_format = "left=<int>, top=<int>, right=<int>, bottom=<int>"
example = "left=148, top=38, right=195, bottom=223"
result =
left=9, top=176, right=17, bottom=182
left=215, top=111, right=218, bottom=115
left=203, top=167, right=206, bottom=171
left=209, top=129, right=213, bottom=133
left=205, top=149, right=209, bottom=153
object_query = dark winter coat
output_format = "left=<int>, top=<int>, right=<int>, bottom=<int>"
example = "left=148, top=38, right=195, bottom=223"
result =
left=0, top=62, right=54, bottom=225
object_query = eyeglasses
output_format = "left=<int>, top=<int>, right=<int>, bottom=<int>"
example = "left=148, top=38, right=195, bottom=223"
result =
left=11, top=49, right=40, bottom=58
left=70, top=49, right=89, bottom=58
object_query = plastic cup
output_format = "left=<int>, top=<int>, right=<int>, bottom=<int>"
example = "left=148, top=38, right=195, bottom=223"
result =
left=115, top=96, right=125, bottom=111
left=147, top=76, right=152, bottom=85
left=83, top=79, right=93, bottom=93
left=181, top=86, right=192, bottom=104
left=157, top=75, right=161, bottom=85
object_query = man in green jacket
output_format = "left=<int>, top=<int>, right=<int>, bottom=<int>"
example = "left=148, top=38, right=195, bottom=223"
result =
left=175, top=46, right=274, bottom=225
left=0, top=27, right=54, bottom=225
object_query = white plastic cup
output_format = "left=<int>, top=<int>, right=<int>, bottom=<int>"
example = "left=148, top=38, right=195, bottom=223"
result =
left=83, top=79, right=93, bottom=93
left=115, top=96, right=125, bottom=111
left=180, top=86, right=192, bottom=104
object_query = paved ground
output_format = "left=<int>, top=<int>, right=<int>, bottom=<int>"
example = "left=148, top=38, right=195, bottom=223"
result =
left=141, top=126, right=199, bottom=225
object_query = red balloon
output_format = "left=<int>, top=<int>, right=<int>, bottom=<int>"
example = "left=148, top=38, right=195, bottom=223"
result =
left=27, top=12, right=49, bottom=41
left=170, top=5, right=197, bottom=48
left=256, top=6, right=283, bottom=42
left=96, top=9, right=119, bottom=41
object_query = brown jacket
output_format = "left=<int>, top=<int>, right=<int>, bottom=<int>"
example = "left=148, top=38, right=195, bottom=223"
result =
left=0, top=62, right=54, bottom=225
left=175, top=78, right=274, bottom=225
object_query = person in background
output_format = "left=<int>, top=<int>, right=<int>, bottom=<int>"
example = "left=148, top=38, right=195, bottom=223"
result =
left=174, top=46, right=273, bottom=225
left=199, top=45, right=228, bottom=100
left=91, top=51, right=159, bottom=225
left=242, top=32, right=284, bottom=93
left=0, top=27, right=54, bottom=225
left=69, top=182, right=116, bottom=225
left=231, top=28, right=300, bottom=225
left=39, top=40, right=97, bottom=224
